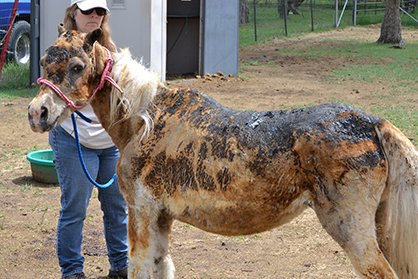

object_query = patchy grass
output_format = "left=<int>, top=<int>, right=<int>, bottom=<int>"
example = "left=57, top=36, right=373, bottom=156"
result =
left=0, top=63, right=39, bottom=99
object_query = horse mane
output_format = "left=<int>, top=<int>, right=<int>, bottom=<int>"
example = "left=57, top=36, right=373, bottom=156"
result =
left=109, top=48, right=162, bottom=139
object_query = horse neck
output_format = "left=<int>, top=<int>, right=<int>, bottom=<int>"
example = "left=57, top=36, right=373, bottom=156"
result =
left=89, top=50, right=163, bottom=150
left=89, top=82, right=167, bottom=151
left=89, top=84, right=132, bottom=150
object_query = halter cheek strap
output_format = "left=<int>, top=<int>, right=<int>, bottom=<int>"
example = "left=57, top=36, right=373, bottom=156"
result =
left=37, top=47, right=123, bottom=109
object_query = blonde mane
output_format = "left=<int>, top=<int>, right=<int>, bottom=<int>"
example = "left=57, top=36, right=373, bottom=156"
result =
left=109, top=48, right=161, bottom=138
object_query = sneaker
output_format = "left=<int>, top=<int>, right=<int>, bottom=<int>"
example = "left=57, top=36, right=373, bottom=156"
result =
left=108, top=267, right=128, bottom=279
left=62, top=272, right=87, bottom=279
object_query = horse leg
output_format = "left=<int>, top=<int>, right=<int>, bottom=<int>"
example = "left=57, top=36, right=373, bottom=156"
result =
left=375, top=190, right=391, bottom=265
left=312, top=185, right=397, bottom=278
left=125, top=192, right=175, bottom=279
left=151, top=210, right=175, bottom=279
left=126, top=202, right=155, bottom=279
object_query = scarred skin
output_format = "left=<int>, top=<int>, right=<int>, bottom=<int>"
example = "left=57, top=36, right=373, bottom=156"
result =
left=28, top=26, right=418, bottom=279
left=122, top=89, right=385, bottom=235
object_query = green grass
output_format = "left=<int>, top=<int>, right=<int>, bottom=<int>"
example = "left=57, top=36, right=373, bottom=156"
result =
left=370, top=104, right=418, bottom=134
left=278, top=40, right=418, bottom=88
left=0, top=63, right=39, bottom=99
left=240, top=3, right=355, bottom=46
left=356, top=8, right=418, bottom=26
left=239, top=3, right=418, bottom=47
left=0, top=86, right=40, bottom=99
left=1, top=63, right=30, bottom=89
left=330, top=43, right=418, bottom=90
left=256, top=37, right=418, bottom=143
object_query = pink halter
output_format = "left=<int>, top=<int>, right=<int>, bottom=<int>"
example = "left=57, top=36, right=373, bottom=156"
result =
left=37, top=47, right=123, bottom=109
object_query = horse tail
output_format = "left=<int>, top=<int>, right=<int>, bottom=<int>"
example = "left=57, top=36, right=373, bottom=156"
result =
left=376, top=120, right=418, bottom=279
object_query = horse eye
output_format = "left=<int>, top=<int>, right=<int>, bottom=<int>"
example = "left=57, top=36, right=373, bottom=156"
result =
left=72, top=65, right=84, bottom=73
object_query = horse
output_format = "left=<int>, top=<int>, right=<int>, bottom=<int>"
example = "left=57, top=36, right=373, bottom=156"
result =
left=28, top=25, right=418, bottom=279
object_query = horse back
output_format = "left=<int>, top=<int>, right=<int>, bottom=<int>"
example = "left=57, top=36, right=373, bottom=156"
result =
left=117, top=88, right=388, bottom=235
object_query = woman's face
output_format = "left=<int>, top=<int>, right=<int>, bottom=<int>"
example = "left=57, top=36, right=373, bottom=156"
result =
left=73, top=8, right=104, bottom=33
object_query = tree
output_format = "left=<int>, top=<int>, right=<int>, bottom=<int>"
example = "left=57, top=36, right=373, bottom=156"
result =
left=376, top=0, right=404, bottom=45
left=240, top=0, right=250, bottom=24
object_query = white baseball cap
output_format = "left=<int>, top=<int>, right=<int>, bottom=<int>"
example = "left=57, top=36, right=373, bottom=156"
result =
left=71, top=0, right=110, bottom=12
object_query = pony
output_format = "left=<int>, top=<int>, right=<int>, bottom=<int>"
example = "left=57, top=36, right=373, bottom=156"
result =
left=28, top=25, right=418, bottom=279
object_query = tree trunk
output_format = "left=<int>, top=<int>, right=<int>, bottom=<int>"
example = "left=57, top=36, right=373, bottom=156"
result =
left=376, top=0, right=404, bottom=45
left=240, top=0, right=250, bottom=24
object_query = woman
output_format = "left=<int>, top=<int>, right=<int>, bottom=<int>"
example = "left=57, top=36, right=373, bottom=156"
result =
left=50, top=1, right=128, bottom=278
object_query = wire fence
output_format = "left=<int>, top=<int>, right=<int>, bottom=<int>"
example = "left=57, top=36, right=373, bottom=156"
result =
left=240, top=0, right=418, bottom=46
left=0, top=0, right=19, bottom=74
left=0, top=0, right=17, bottom=34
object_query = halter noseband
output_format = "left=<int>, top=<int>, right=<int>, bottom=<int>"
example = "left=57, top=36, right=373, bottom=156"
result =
left=37, top=47, right=123, bottom=109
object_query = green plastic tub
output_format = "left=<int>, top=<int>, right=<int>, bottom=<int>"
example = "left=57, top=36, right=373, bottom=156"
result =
left=27, top=150, right=58, bottom=184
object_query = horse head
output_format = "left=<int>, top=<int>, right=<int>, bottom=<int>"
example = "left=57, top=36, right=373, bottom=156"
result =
left=28, top=24, right=108, bottom=133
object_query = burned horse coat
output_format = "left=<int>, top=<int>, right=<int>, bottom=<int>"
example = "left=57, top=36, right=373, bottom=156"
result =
left=124, top=89, right=386, bottom=236
left=28, top=26, right=418, bottom=279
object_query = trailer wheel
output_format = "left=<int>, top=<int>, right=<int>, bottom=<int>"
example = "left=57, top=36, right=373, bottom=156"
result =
left=7, top=20, right=31, bottom=65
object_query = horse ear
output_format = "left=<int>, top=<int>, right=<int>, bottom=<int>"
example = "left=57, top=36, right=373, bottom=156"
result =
left=86, top=28, right=102, bottom=46
left=93, top=42, right=107, bottom=75
left=40, top=54, right=45, bottom=67
left=58, top=24, right=66, bottom=37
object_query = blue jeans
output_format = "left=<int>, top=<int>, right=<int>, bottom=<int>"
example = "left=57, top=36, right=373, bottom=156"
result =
left=49, top=125, right=128, bottom=277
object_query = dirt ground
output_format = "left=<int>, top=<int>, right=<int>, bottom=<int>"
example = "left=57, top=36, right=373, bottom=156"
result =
left=2, top=24, right=418, bottom=279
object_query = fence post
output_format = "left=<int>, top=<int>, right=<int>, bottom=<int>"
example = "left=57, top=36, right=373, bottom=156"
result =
left=30, top=0, right=41, bottom=84
left=337, top=0, right=349, bottom=27
left=335, top=0, right=338, bottom=27
left=353, top=0, right=357, bottom=25
left=310, top=0, right=314, bottom=31
left=283, top=0, right=288, bottom=36
left=0, top=0, right=19, bottom=75
left=253, top=0, right=257, bottom=41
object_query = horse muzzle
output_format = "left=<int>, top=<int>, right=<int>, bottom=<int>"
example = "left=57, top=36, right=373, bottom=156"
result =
left=28, top=95, right=67, bottom=133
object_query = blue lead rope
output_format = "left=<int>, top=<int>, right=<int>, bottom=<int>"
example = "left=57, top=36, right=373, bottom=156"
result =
left=71, top=112, right=117, bottom=188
